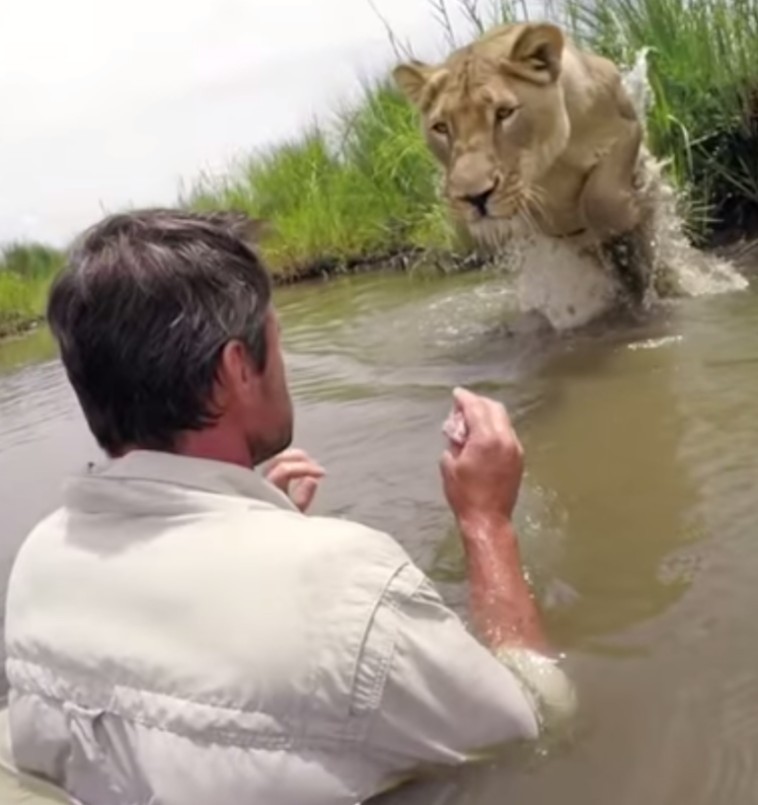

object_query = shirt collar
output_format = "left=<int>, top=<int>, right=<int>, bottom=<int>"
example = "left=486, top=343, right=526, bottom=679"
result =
left=65, top=449, right=298, bottom=514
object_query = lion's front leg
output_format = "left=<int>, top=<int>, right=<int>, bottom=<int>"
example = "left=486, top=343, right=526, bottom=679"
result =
left=579, top=116, right=643, bottom=241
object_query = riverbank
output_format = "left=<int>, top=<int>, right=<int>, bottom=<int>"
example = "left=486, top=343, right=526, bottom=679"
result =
left=185, top=83, right=454, bottom=278
left=0, top=238, right=491, bottom=340
left=3, top=0, right=758, bottom=336
left=0, top=245, right=63, bottom=340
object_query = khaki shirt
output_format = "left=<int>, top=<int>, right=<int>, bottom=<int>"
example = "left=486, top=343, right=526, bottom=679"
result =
left=4, top=451, right=573, bottom=804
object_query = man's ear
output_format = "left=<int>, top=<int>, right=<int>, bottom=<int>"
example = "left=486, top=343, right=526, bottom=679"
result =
left=218, top=338, right=262, bottom=403
left=503, top=23, right=564, bottom=84
left=392, top=61, right=448, bottom=108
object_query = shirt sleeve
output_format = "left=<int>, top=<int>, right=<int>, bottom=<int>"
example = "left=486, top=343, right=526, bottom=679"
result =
left=359, top=561, right=575, bottom=770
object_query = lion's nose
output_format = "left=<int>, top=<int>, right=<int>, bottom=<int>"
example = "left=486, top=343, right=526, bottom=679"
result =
left=460, top=182, right=498, bottom=216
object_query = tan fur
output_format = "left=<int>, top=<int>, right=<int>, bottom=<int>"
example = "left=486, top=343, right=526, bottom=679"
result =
left=393, top=23, right=644, bottom=246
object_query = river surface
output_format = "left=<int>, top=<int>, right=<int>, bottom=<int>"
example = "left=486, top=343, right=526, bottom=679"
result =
left=1, top=264, right=758, bottom=804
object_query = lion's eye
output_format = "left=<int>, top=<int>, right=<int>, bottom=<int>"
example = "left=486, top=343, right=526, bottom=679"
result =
left=431, top=121, right=449, bottom=136
left=495, top=106, right=516, bottom=122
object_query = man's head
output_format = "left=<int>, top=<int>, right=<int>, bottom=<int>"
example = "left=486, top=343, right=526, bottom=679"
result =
left=47, top=208, right=293, bottom=466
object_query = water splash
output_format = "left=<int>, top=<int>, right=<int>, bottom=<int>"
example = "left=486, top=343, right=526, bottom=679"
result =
left=625, top=48, right=748, bottom=294
left=623, top=47, right=654, bottom=121
left=494, top=48, right=749, bottom=332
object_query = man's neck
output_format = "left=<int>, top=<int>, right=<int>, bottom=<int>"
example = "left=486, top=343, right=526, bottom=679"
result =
left=180, top=436, right=253, bottom=469
left=140, top=424, right=254, bottom=470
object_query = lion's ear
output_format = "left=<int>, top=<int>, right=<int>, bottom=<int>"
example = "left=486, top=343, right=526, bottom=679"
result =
left=506, top=23, right=564, bottom=84
left=392, top=61, right=446, bottom=108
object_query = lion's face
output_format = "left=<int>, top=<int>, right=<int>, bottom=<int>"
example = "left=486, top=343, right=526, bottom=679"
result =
left=394, top=24, right=571, bottom=240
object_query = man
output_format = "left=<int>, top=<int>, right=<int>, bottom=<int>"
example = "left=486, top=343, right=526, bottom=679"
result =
left=2, top=209, right=573, bottom=805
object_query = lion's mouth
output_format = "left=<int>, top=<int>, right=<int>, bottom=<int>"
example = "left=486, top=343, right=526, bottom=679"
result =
left=454, top=199, right=518, bottom=223
left=460, top=182, right=499, bottom=217
left=452, top=190, right=523, bottom=223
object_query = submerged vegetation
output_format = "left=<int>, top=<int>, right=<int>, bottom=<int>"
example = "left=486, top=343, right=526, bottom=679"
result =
left=3, top=0, right=758, bottom=334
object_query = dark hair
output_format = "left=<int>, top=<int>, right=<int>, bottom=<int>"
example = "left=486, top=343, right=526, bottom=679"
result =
left=47, top=208, right=272, bottom=455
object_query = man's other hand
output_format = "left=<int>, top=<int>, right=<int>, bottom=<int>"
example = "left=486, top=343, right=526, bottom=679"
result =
left=264, top=448, right=325, bottom=513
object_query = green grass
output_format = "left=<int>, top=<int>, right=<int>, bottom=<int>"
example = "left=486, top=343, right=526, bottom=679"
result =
left=184, top=82, right=455, bottom=277
left=3, top=0, right=758, bottom=335
left=0, top=243, right=64, bottom=338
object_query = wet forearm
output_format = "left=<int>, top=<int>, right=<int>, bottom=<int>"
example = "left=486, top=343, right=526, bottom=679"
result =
left=460, top=516, right=548, bottom=654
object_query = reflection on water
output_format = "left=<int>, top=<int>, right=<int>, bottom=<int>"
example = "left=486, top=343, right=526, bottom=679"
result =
left=1, top=267, right=758, bottom=804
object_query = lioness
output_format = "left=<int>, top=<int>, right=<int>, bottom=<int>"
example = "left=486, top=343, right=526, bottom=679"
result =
left=393, top=22, right=644, bottom=248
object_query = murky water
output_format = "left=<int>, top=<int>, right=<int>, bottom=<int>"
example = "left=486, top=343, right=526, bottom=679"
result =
left=1, top=264, right=758, bottom=804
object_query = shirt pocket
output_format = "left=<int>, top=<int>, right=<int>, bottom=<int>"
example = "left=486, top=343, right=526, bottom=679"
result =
left=63, top=702, right=151, bottom=805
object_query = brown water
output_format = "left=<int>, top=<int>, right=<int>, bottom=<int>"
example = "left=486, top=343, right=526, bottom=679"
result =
left=1, top=265, right=758, bottom=804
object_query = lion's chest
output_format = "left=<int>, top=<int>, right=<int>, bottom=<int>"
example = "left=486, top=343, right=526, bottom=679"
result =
left=527, top=159, right=587, bottom=235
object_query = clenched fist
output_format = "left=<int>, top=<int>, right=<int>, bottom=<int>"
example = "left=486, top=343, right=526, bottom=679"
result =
left=440, top=387, right=524, bottom=532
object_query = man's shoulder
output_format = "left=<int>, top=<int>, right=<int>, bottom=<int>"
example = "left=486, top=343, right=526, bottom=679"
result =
left=254, top=510, right=418, bottom=593
left=301, top=513, right=412, bottom=560
left=11, top=506, right=68, bottom=562
left=210, top=497, right=412, bottom=563
left=9, top=499, right=420, bottom=635
left=16, top=495, right=411, bottom=566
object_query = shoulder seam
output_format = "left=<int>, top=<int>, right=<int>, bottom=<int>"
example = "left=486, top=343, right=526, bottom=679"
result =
left=349, top=561, right=423, bottom=717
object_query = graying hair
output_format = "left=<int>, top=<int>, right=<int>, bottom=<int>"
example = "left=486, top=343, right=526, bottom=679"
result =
left=47, top=208, right=272, bottom=454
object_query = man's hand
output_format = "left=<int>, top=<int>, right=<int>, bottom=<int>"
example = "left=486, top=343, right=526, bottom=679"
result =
left=439, top=387, right=547, bottom=654
left=264, top=448, right=325, bottom=513
left=440, top=387, right=524, bottom=531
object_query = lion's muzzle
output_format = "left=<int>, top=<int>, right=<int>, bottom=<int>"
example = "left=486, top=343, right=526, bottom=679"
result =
left=459, top=178, right=499, bottom=216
